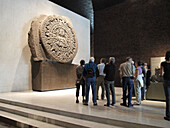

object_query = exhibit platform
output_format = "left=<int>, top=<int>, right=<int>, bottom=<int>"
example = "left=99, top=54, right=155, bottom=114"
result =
left=0, top=87, right=168, bottom=128
left=146, top=82, right=165, bottom=101
left=32, top=61, right=77, bottom=91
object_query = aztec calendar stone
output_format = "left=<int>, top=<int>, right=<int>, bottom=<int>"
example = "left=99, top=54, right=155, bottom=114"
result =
left=40, top=15, right=78, bottom=63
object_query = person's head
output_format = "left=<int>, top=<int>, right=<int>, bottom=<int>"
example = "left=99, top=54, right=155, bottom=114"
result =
left=165, top=51, right=170, bottom=61
left=109, top=57, right=115, bottom=64
left=100, top=58, right=105, bottom=64
left=89, top=57, right=95, bottom=63
left=147, top=65, right=150, bottom=70
left=126, top=57, right=132, bottom=63
left=137, top=61, right=142, bottom=66
left=144, top=63, right=147, bottom=66
left=80, top=60, right=85, bottom=66
left=141, top=62, right=144, bottom=66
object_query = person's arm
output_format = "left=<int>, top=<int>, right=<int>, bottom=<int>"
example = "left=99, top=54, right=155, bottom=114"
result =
left=133, top=66, right=136, bottom=77
left=96, top=65, right=99, bottom=77
left=76, top=68, right=79, bottom=79
left=135, top=69, right=139, bottom=80
left=119, top=68, right=122, bottom=79
left=103, top=65, right=106, bottom=74
left=160, top=63, right=163, bottom=76
left=148, top=70, right=151, bottom=78
left=83, top=65, right=87, bottom=77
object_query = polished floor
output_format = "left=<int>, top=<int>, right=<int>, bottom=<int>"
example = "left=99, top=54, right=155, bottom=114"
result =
left=0, top=87, right=169, bottom=127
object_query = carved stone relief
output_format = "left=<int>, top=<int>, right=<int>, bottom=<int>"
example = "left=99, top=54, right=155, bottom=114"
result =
left=28, top=15, right=78, bottom=63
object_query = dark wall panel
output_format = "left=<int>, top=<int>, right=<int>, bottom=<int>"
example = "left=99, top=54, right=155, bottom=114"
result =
left=94, top=0, right=170, bottom=86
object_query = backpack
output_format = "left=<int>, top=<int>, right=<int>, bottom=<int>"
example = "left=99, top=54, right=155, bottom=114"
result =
left=86, top=64, right=95, bottom=78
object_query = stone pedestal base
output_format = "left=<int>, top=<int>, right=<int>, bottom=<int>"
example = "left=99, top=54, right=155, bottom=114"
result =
left=32, top=61, right=77, bottom=91
left=146, top=82, right=165, bottom=101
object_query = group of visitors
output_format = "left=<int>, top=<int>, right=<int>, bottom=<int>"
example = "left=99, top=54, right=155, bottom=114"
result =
left=76, top=57, right=116, bottom=106
left=119, top=57, right=151, bottom=107
left=75, top=50, right=170, bottom=121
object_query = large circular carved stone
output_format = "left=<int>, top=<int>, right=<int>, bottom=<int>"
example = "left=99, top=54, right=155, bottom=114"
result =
left=40, top=15, right=78, bottom=63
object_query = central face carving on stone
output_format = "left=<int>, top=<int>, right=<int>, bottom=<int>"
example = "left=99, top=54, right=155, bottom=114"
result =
left=40, top=15, right=78, bottom=63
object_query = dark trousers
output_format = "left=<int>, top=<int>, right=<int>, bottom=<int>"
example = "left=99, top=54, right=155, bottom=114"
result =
left=105, top=80, right=115, bottom=105
left=146, top=78, right=150, bottom=89
left=164, top=80, right=170, bottom=119
left=76, top=79, right=85, bottom=97
left=122, top=77, right=133, bottom=106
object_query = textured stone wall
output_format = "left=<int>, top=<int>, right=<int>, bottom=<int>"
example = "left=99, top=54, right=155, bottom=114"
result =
left=94, top=0, right=170, bottom=86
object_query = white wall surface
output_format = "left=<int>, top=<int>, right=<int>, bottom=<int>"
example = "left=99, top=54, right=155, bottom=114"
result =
left=151, top=57, right=165, bottom=76
left=0, top=0, right=90, bottom=92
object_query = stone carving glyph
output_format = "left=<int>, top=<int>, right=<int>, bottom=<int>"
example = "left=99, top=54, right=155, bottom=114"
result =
left=28, top=15, right=78, bottom=63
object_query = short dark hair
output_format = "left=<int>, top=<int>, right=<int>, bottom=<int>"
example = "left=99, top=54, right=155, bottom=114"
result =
left=148, top=65, right=150, bottom=69
left=101, top=58, right=105, bottom=63
left=137, top=61, right=142, bottom=66
left=165, top=51, right=170, bottom=61
left=80, top=60, right=85, bottom=66
left=141, top=62, right=144, bottom=66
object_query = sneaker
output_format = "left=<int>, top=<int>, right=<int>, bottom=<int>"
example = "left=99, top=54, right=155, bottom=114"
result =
left=120, top=103, right=126, bottom=107
left=83, top=102, right=88, bottom=106
left=82, top=99, right=85, bottom=103
left=164, top=117, right=170, bottom=121
left=127, top=104, right=133, bottom=108
left=111, top=103, right=115, bottom=106
left=133, top=102, right=140, bottom=105
left=93, top=102, right=97, bottom=106
left=104, top=103, right=110, bottom=107
left=76, top=100, right=79, bottom=103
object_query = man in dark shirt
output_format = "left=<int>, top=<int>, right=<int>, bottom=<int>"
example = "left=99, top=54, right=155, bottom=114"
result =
left=104, top=57, right=116, bottom=107
left=146, top=65, right=151, bottom=89
left=83, top=57, right=99, bottom=106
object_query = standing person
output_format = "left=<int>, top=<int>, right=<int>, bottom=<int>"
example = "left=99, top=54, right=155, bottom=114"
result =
left=146, top=65, right=151, bottom=89
left=76, top=60, right=86, bottom=103
left=119, top=57, right=134, bottom=107
left=134, top=61, right=143, bottom=105
left=160, top=51, right=170, bottom=121
left=132, top=60, right=136, bottom=97
left=141, top=63, right=146, bottom=100
left=83, top=57, right=99, bottom=106
left=104, top=57, right=116, bottom=107
left=144, top=63, right=148, bottom=74
left=96, top=58, right=105, bottom=100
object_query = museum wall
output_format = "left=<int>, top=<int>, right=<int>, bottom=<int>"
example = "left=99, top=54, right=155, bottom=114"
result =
left=94, top=0, right=170, bottom=86
left=0, top=0, right=90, bottom=92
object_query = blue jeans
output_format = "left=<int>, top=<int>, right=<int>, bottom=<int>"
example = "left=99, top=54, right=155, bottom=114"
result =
left=122, top=77, right=133, bottom=106
left=164, top=80, right=170, bottom=119
left=85, top=77, right=97, bottom=103
left=105, top=80, right=116, bottom=105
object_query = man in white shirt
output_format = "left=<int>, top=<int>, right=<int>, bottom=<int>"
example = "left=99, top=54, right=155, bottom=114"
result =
left=96, top=58, right=105, bottom=100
